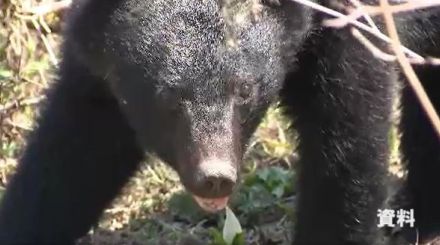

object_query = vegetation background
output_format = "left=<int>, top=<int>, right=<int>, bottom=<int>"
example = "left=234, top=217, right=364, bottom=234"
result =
left=0, top=0, right=401, bottom=244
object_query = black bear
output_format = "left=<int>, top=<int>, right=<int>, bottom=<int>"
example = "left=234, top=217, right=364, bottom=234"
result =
left=0, top=0, right=439, bottom=244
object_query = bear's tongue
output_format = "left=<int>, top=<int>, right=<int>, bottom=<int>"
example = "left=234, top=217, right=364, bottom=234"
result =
left=193, top=196, right=230, bottom=213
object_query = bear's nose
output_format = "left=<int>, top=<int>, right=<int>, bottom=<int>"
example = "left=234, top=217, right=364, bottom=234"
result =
left=202, top=175, right=235, bottom=196
left=194, top=160, right=237, bottom=198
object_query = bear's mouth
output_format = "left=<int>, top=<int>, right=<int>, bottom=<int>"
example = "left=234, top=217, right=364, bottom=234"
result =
left=192, top=195, right=230, bottom=213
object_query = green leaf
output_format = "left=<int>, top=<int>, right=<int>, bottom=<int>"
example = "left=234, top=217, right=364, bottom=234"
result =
left=271, top=184, right=285, bottom=198
left=256, top=168, right=270, bottom=181
left=223, top=206, right=242, bottom=245
left=209, top=228, right=228, bottom=245
left=232, top=232, right=245, bottom=245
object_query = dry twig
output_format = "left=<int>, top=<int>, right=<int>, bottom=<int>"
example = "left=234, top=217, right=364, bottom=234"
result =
left=289, top=0, right=425, bottom=62
left=290, top=0, right=440, bottom=138
left=379, top=0, right=440, bottom=138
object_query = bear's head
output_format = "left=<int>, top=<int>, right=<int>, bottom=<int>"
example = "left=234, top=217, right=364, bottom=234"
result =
left=67, top=0, right=312, bottom=212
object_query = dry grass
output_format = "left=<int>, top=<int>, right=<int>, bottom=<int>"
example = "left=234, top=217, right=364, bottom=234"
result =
left=1, top=0, right=62, bottom=185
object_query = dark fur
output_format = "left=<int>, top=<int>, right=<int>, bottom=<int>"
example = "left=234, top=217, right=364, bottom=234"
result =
left=0, top=0, right=439, bottom=244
